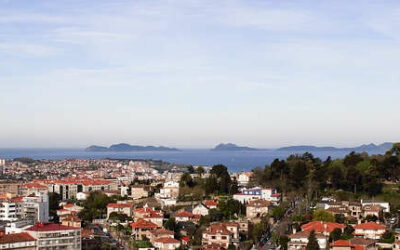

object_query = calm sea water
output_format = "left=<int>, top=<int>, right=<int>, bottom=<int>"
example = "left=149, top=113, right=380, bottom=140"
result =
left=0, top=148, right=385, bottom=172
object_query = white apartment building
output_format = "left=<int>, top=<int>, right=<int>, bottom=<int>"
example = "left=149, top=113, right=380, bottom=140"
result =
left=25, top=223, right=81, bottom=250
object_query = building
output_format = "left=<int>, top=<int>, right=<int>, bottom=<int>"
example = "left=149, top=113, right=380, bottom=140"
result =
left=25, top=223, right=81, bottom=250
left=156, top=181, right=179, bottom=199
left=0, top=232, right=36, bottom=250
left=133, top=205, right=164, bottom=227
left=130, top=219, right=159, bottom=240
left=288, top=231, right=327, bottom=250
left=353, top=222, right=386, bottom=240
left=43, top=179, right=118, bottom=200
left=301, top=221, right=345, bottom=236
left=19, top=184, right=48, bottom=196
left=202, top=222, right=239, bottom=249
left=192, top=203, right=210, bottom=216
left=21, top=193, right=49, bottom=223
left=153, top=237, right=180, bottom=250
left=233, top=187, right=280, bottom=204
left=0, top=182, right=20, bottom=197
left=246, top=199, right=270, bottom=219
left=131, top=185, right=150, bottom=200
left=237, top=172, right=253, bottom=186
left=106, top=203, right=132, bottom=219
left=174, top=211, right=200, bottom=223
left=362, top=205, right=383, bottom=219
left=361, top=200, right=390, bottom=213
left=147, top=228, right=174, bottom=243
left=60, top=215, right=82, bottom=228
left=203, top=200, right=218, bottom=209
left=330, top=238, right=376, bottom=250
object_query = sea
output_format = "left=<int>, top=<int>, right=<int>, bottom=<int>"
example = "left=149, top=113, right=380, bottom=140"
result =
left=0, top=148, right=386, bottom=172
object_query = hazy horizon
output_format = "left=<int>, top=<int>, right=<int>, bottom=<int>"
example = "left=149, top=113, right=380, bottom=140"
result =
left=1, top=0, right=400, bottom=148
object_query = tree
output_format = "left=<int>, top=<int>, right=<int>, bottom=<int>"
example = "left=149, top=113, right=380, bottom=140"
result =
left=48, top=192, right=61, bottom=222
left=180, top=173, right=194, bottom=187
left=329, top=228, right=342, bottom=242
left=164, top=218, right=177, bottom=231
left=79, top=191, right=115, bottom=222
left=196, top=166, right=205, bottom=177
left=279, top=235, right=289, bottom=250
left=306, top=230, right=320, bottom=250
left=312, top=209, right=334, bottom=222
left=334, top=214, right=345, bottom=224
left=187, top=165, right=195, bottom=173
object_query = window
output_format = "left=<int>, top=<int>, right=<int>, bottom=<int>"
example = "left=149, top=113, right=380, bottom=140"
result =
left=211, top=236, right=216, bottom=239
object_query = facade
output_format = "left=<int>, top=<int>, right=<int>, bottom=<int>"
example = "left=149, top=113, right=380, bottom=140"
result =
left=153, top=237, right=180, bottom=250
left=0, top=232, right=36, bottom=250
left=192, top=203, right=210, bottom=216
left=202, top=223, right=239, bottom=249
left=25, top=223, right=81, bottom=250
left=237, top=172, right=253, bottom=186
left=156, top=181, right=179, bottom=199
left=353, top=222, right=386, bottom=240
left=106, top=203, right=132, bottom=219
left=233, top=187, right=280, bottom=204
left=0, top=182, right=20, bottom=197
left=174, top=211, right=200, bottom=223
left=131, top=185, right=149, bottom=200
left=130, top=219, right=160, bottom=240
left=246, top=199, right=270, bottom=219
left=288, top=231, right=327, bottom=250
left=43, top=179, right=118, bottom=200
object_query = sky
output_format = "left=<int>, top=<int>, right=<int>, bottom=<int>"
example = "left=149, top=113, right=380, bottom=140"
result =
left=0, top=0, right=400, bottom=148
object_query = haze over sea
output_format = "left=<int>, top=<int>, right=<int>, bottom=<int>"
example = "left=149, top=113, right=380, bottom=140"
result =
left=0, top=148, right=387, bottom=172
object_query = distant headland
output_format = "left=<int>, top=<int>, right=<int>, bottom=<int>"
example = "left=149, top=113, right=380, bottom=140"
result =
left=84, top=143, right=179, bottom=152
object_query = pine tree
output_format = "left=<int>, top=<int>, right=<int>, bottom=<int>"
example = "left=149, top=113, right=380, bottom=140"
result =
left=306, top=230, right=320, bottom=250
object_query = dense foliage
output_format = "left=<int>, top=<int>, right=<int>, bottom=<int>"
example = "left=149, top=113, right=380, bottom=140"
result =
left=252, top=144, right=400, bottom=201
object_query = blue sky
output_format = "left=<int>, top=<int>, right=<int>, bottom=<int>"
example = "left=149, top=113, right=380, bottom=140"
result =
left=1, top=0, right=399, bottom=148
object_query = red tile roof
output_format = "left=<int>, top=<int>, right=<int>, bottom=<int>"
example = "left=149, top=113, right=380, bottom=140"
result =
left=203, top=200, right=218, bottom=207
left=203, top=224, right=231, bottom=235
left=354, top=222, right=386, bottom=230
left=26, top=223, right=80, bottom=232
left=247, top=199, right=271, bottom=207
left=154, top=237, right=180, bottom=244
left=130, top=219, right=158, bottom=229
left=23, top=183, right=47, bottom=189
left=0, top=233, right=36, bottom=244
left=301, top=221, right=345, bottom=233
left=107, top=203, right=131, bottom=208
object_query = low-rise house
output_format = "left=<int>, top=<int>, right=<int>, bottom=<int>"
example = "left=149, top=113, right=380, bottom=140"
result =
left=237, top=172, right=253, bottom=186
left=60, top=214, right=82, bottom=228
left=192, top=203, right=209, bottom=216
left=233, top=187, right=280, bottom=204
left=63, top=203, right=83, bottom=214
left=0, top=232, right=36, bottom=250
left=246, top=199, right=270, bottom=219
left=174, top=211, right=200, bottom=223
left=203, top=200, right=218, bottom=209
left=327, top=206, right=351, bottom=218
left=153, top=237, right=180, bottom=250
left=288, top=231, right=327, bottom=250
left=202, top=222, right=239, bottom=249
left=147, top=228, right=174, bottom=243
left=362, top=205, right=383, bottom=219
left=133, top=205, right=164, bottom=227
left=330, top=238, right=376, bottom=250
left=353, top=222, right=386, bottom=240
left=131, top=219, right=160, bottom=240
left=301, top=221, right=345, bottom=236
left=106, top=203, right=132, bottom=219
left=361, top=200, right=390, bottom=213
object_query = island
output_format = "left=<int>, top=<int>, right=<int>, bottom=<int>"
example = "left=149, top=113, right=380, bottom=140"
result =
left=277, top=142, right=393, bottom=153
left=211, top=143, right=258, bottom=151
left=84, top=143, right=179, bottom=152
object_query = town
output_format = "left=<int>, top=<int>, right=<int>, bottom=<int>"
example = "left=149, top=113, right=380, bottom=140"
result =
left=0, top=144, right=399, bottom=250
